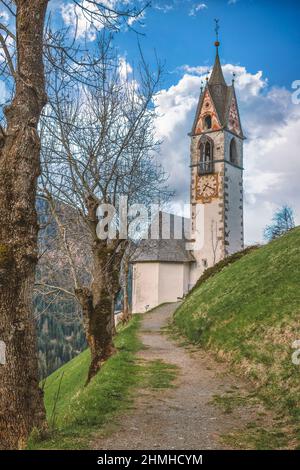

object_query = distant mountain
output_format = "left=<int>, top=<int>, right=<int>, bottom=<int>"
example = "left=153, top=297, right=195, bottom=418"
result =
left=35, top=197, right=88, bottom=378
left=36, top=304, right=86, bottom=379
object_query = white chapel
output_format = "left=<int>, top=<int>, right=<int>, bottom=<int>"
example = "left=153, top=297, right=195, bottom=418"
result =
left=130, top=37, right=244, bottom=313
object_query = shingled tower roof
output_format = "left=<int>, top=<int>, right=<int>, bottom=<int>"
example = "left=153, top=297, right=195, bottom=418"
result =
left=207, top=43, right=229, bottom=126
left=209, top=48, right=227, bottom=87
left=190, top=28, right=244, bottom=138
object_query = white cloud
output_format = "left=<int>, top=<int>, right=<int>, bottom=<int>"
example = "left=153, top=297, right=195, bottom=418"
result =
left=154, top=64, right=300, bottom=244
left=118, top=56, right=133, bottom=80
left=0, top=10, right=14, bottom=86
left=189, top=3, right=208, bottom=16
left=61, top=1, right=141, bottom=40
left=117, top=56, right=140, bottom=96
left=0, top=81, right=7, bottom=104
left=0, top=10, right=9, bottom=22
left=153, top=3, right=174, bottom=13
left=179, top=64, right=210, bottom=76
left=127, top=10, right=145, bottom=27
left=61, top=1, right=105, bottom=40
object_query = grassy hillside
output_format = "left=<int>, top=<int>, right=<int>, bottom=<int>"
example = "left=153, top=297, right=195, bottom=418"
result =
left=29, top=316, right=142, bottom=449
left=173, top=227, right=300, bottom=448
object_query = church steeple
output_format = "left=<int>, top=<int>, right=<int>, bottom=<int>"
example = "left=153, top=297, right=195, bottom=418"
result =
left=209, top=19, right=226, bottom=86
left=190, top=20, right=243, bottom=137
left=209, top=47, right=227, bottom=87
left=189, top=19, right=244, bottom=284
left=206, top=20, right=228, bottom=126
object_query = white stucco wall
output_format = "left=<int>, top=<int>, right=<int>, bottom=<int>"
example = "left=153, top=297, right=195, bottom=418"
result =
left=131, top=262, right=190, bottom=313
left=224, top=162, right=244, bottom=255
left=158, top=263, right=187, bottom=305
left=223, top=131, right=244, bottom=255
left=183, top=263, right=191, bottom=293
left=189, top=129, right=244, bottom=286
left=189, top=131, right=226, bottom=286
left=131, top=262, right=159, bottom=314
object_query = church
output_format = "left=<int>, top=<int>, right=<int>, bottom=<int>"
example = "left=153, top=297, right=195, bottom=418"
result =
left=130, top=37, right=244, bottom=314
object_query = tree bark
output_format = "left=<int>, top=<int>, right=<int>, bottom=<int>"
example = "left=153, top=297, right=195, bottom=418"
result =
left=76, top=285, right=115, bottom=385
left=121, top=258, right=131, bottom=323
left=75, top=242, right=120, bottom=384
left=0, top=0, right=48, bottom=449
left=74, top=196, right=126, bottom=384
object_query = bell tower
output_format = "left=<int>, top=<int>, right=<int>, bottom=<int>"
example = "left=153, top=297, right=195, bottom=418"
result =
left=189, top=23, right=244, bottom=285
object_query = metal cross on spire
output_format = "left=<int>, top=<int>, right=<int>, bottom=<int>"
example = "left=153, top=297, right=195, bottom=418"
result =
left=214, top=19, right=220, bottom=41
left=214, top=19, right=220, bottom=47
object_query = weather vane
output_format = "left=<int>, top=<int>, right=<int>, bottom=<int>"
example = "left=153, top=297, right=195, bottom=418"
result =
left=214, top=19, right=220, bottom=46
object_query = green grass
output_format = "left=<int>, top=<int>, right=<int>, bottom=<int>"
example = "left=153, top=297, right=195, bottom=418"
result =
left=29, top=314, right=178, bottom=450
left=29, top=315, right=143, bottom=449
left=211, top=391, right=259, bottom=415
left=222, top=423, right=289, bottom=450
left=143, top=360, right=178, bottom=389
left=173, top=227, right=300, bottom=448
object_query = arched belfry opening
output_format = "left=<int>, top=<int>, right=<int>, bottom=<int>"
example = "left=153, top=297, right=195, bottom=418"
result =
left=229, top=138, right=238, bottom=165
left=204, top=114, right=212, bottom=130
left=198, top=136, right=214, bottom=175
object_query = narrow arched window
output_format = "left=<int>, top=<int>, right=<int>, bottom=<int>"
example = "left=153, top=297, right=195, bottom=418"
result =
left=230, top=138, right=238, bottom=165
left=198, top=137, right=213, bottom=175
left=204, top=115, right=212, bottom=130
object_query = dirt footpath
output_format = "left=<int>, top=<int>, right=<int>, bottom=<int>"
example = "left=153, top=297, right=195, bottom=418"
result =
left=93, top=303, right=266, bottom=450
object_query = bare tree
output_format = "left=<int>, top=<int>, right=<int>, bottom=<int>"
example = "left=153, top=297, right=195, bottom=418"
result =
left=40, top=41, right=169, bottom=383
left=0, top=0, right=150, bottom=450
left=264, top=205, right=295, bottom=241
left=0, top=0, right=49, bottom=450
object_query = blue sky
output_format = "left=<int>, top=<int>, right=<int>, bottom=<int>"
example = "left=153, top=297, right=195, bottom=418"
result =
left=1, top=0, right=300, bottom=243
left=116, top=0, right=300, bottom=90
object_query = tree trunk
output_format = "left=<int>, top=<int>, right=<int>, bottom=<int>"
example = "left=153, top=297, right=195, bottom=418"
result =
left=76, top=281, right=116, bottom=385
left=76, top=242, right=124, bottom=383
left=76, top=198, right=125, bottom=384
left=121, top=259, right=131, bottom=323
left=111, top=297, right=117, bottom=336
left=0, top=1, right=48, bottom=449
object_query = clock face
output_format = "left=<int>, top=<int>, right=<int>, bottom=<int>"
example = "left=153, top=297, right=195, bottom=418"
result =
left=196, top=174, right=218, bottom=202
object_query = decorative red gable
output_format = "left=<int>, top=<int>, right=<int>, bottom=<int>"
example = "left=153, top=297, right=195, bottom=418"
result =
left=227, top=94, right=242, bottom=137
left=194, top=89, right=222, bottom=134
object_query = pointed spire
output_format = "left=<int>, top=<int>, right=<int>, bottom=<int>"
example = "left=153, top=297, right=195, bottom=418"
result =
left=209, top=19, right=226, bottom=86
left=209, top=50, right=226, bottom=86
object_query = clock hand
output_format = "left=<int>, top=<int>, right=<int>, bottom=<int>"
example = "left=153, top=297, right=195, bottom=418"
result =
left=202, top=184, right=214, bottom=192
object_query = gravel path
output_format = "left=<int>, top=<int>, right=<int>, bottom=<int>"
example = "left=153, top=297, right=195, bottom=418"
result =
left=92, top=303, right=262, bottom=450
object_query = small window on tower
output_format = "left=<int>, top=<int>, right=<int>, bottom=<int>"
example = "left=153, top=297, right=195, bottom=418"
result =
left=204, top=115, right=212, bottom=130
left=230, top=138, right=238, bottom=165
